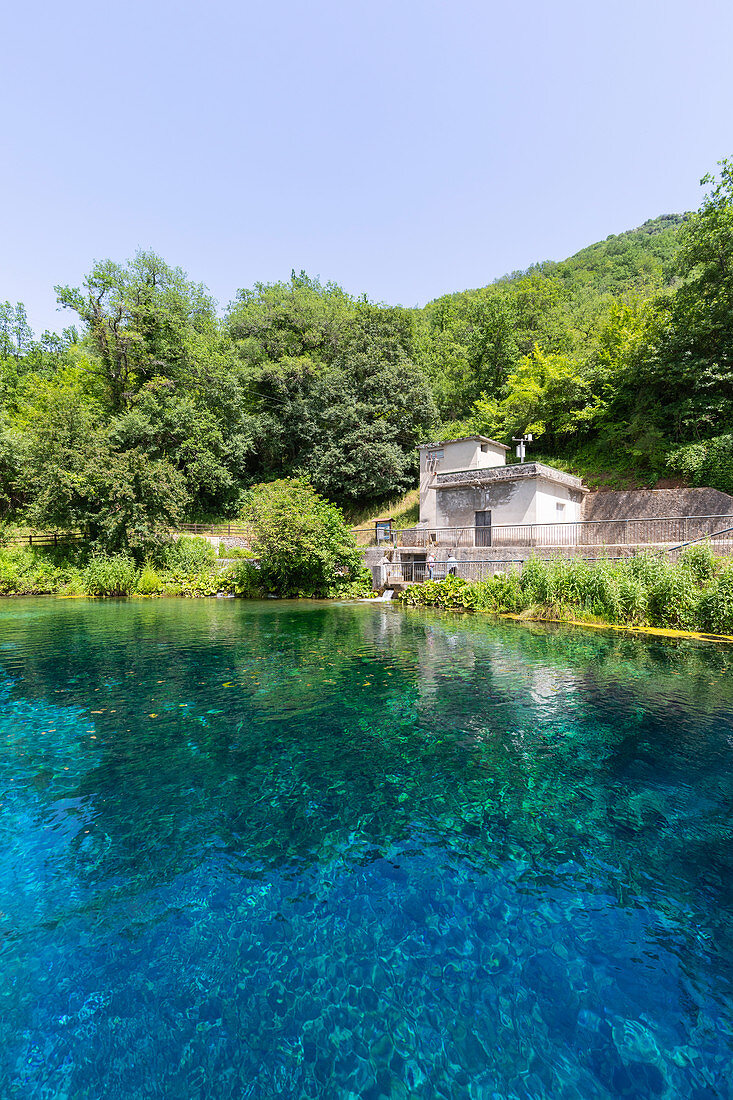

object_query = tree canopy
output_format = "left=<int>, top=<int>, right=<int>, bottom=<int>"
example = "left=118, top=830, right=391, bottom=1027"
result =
left=3, top=157, right=733, bottom=545
left=240, top=478, right=363, bottom=596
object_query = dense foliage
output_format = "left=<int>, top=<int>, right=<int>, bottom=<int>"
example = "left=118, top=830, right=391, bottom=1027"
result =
left=0, top=536, right=230, bottom=598
left=238, top=478, right=365, bottom=597
left=3, top=159, right=733, bottom=547
left=398, top=546, right=733, bottom=635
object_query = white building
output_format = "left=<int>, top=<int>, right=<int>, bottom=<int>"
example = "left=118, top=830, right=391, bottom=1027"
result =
left=418, top=436, right=586, bottom=543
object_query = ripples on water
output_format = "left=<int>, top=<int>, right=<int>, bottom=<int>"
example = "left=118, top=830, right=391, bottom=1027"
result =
left=0, top=598, right=732, bottom=1098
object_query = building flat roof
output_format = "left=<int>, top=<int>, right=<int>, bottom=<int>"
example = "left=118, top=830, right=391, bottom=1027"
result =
left=435, top=461, right=587, bottom=492
left=419, top=435, right=509, bottom=451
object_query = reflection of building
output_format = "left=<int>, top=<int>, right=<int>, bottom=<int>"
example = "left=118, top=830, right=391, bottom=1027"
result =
left=410, top=617, right=584, bottom=741
left=419, top=436, right=586, bottom=540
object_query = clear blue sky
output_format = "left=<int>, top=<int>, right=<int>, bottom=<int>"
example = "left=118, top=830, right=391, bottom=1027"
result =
left=4, top=0, right=733, bottom=333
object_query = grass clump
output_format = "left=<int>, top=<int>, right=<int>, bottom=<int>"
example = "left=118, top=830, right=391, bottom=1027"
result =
left=0, top=546, right=84, bottom=595
left=136, top=564, right=164, bottom=595
left=218, top=544, right=255, bottom=559
left=399, top=547, right=733, bottom=636
left=83, top=555, right=137, bottom=597
left=157, top=535, right=216, bottom=573
left=698, top=566, right=733, bottom=635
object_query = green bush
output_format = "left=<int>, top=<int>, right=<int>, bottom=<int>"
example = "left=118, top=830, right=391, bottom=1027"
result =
left=397, top=550, right=733, bottom=635
left=159, top=535, right=216, bottom=574
left=333, top=567, right=373, bottom=599
left=218, top=544, right=254, bottom=559
left=172, top=570, right=230, bottom=597
left=0, top=546, right=81, bottom=595
left=241, top=479, right=362, bottom=597
left=0, top=554, right=22, bottom=594
left=60, top=572, right=86, bottom=597
left=679, top=540, right=717, bottom=583
left=520, top=557, right=554, bottom=604
left=647, top=567, right=701, bottom=629
left=579, top=560, right=621, bottom=621
left=83, top=555, right=137, bottom=597
left=136, top=564, right=164, bottom=595
left=400, top=574, right=471, bottom=608
left=617, top=574, right=648, bottom=623
left=698, top=566, right=733, bottom=635
left=667, top=433, right=733, bottom=496
left=627, top=550, right=667, bottom=588
left=475, top=571, right=524, bottom=613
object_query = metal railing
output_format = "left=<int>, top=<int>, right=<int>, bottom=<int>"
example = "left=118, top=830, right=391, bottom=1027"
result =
left=396, top=515, right=733, bottom=550
left=666, top=523, right=733, bottom=560
left=373, top=559, right=525, bottom=586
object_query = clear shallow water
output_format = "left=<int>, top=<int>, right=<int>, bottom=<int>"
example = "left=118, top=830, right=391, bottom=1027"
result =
left=1, top=599, right=732, bottom=1100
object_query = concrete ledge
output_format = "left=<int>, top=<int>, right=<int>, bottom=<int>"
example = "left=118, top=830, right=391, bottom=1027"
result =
left=435, top=462, right=587, bottom=492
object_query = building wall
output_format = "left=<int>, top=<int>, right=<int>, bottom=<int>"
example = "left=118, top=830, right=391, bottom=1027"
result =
left=433, top=475, right=585, bottom=532
left=419, top=438, right=506, bottom=524
left=434, top=476, right=539, bottom=529
left=535, top=479, right=584, bottom=525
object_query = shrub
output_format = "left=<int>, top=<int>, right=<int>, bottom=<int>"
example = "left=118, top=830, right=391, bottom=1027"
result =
left=136, top=565, right=164, bottom=595
left=60, top=571, right=86, bottom=597
left=159, top=535, right=216, bottom=574
left=679, top=540, right=717, bottom=583
left=647, top=567, right=701, bottom=630
left=241, top=479, right=362, bottom=597
left=473, top=571, right=524, bottom=613
left=83, top=555, right=137, bottom=597
left=0, top=554, right=22, bottom=594
left=397, top=548, right=733, bottom=635
left=230, top=560, right=262, bottom=598
left=172, top=570, right=230, bottom=597
left=698, top=566, right=733, bottom=635
left=520, top=557, right=554, bottom=604
left=218, top=544, right=254, bottom=559
left=400, top=575, right=472, bottom=608
left=0, top=547, right=79, bottom=595
left=627, top=550, right=667, bottom=588
left=667, top=433, right=733, bottom=496
left=616, top=574, right=648, bottom=623
left=578, top=559, right=622, bottom=621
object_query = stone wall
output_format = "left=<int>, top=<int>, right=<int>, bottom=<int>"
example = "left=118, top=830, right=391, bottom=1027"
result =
left=582, top=488, right=733, bottom=522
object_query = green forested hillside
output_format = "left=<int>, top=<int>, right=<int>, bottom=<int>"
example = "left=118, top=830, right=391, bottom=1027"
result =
left=1, top=161, right=732, bottom=551
left=540, top=213, right=685, bottom=295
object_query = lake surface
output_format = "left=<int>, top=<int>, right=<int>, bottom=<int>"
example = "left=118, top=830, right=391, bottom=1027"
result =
left=1, top=598, right=732, bottom=1099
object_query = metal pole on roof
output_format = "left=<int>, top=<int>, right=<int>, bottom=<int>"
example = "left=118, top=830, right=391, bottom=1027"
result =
left=511, top=433, right=533, bottom=463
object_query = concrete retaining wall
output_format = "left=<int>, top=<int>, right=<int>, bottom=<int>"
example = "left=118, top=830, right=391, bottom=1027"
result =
left=582, top=488, right=733, bottom=521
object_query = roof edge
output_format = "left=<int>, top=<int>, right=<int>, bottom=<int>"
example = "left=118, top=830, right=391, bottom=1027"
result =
left=419, top=435, right=509, bottom=451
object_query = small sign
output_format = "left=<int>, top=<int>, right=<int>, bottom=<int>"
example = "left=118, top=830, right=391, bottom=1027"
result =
left=375, top=520, right=393, bottom=542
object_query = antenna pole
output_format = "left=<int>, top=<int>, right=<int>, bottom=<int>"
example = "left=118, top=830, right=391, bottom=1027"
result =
left=511, top=434, right=533, bottom=463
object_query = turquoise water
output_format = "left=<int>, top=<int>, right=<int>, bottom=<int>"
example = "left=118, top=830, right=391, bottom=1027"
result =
left=1, top=599, right=732, bottom=1099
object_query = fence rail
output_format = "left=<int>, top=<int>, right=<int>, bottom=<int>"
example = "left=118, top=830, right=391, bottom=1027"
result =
left=178, top=523, right=250, bottom=537
left=374, top=559, right=526, bottom=586
left=393, top=515, right=733, bottom=550
left=4, top=531, right=85, bottom=548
